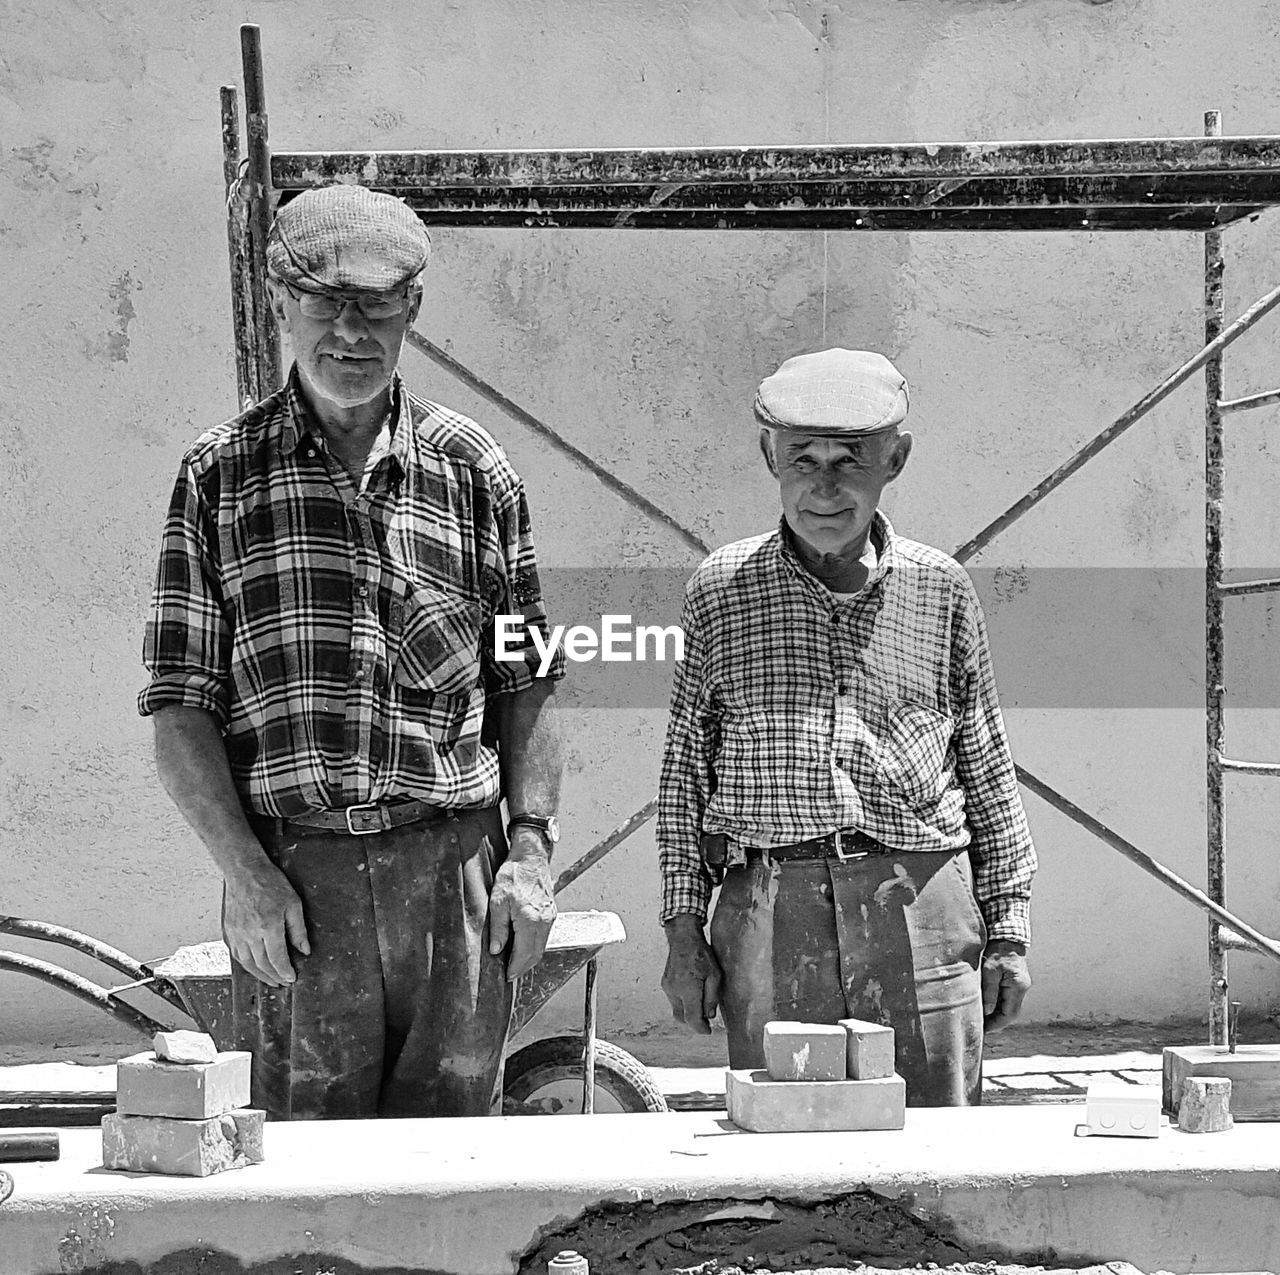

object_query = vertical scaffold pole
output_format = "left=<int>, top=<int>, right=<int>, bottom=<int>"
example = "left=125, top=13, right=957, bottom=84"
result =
left=241, top=24, right=282, bottom=394
left=220, top=85, right=257, bottom=409
left=1204, top=108, right=1228, bottom=1046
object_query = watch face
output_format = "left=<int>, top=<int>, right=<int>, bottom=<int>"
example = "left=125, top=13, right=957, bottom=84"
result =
left=545, top=815, right=561, bottom=843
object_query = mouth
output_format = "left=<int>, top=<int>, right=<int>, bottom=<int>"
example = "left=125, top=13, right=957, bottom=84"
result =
left=323, top=351, right=379, bottom=365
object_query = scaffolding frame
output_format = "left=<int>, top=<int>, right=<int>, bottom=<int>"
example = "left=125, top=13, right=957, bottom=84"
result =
left=223, top=24, right=1280, bottom=1043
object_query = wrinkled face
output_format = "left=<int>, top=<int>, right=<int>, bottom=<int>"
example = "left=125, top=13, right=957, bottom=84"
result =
left=268, top=277, right=423, bottom=410
left=762, top=429, right=912, bottom=556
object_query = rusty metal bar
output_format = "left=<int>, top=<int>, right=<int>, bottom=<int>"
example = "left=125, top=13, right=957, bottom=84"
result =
left=1220, top=576, right=1280, bottom=596
left=1015, top=766, right=1280, bottom=963
left=554, top=798, right=660, bottom=896
left=581, top=957, right=598, bottom=1116
left=221, top=85, right=258, bottom=408
left=272, top=136, right=1280, bottom=190
left=1220, top=757, right=1280, bottom=775
left=240, top=24, right=281, bottom=394
left=406, top=332, right=711, bottom=559
left=0, top=952, right=170, bottom=1038
left=1219, top=387, right=1280, bottom=413
left=1204, top=110, right=1229, bottom=1046
left=954, top=276, right=1280, bottom=564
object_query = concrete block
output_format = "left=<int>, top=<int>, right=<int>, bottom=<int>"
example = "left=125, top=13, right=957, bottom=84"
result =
left=1163, top=1044, right=1280, bottom=1120
left=116, top=1050, right=251, bottom=1119
left=763, top=1022, right=848, bottom=1082
left=1177, top=1076, right=1233, bottom=1133
left=1084, top=1081, right=1161, bottom=1138
left=725, top=1068, right=905, bottom=1133
left=838, top=1018, right=895, bottom=1080
left=102, top=1109, right=264, bottom=1177
left=153, top=1031, right=218, bottom=1065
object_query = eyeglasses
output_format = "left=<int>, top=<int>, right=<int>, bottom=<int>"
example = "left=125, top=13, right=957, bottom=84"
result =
left=279, top=281, right=411, bottom=322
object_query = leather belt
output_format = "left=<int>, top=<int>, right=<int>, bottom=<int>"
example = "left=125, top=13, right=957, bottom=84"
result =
left=748, top=829, right=884, bottom=862
left=255, top=798, right=444, bottom=838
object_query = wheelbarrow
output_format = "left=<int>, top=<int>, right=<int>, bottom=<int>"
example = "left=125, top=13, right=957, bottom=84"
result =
left=0, top=800, right=668, bottom=1121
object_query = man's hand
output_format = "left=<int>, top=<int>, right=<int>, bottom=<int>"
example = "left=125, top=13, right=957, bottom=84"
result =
left=661, top=915, right=723, bottom=1035
left=981, top=938, right=1031, bottom=1032
left=488, top=828, right=557, bottom=981
left=223, top=863, right=310, bottom=988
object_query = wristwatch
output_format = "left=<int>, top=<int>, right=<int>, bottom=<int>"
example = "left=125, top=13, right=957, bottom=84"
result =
left=507, top=812, right=560, bottom=844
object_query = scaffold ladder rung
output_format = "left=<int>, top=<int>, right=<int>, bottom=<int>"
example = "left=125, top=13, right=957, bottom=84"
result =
left=1219, top=387, right=1280, bottom=412
left=1219, top=757, right=1280, bottom=775
left=1219, top=576, right=1280, bottom=595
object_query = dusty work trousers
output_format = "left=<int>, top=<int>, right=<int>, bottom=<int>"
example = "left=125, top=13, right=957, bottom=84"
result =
left=228, top=806, right=512, bottom=1120
left=711, top=846, right=986, bottom=1106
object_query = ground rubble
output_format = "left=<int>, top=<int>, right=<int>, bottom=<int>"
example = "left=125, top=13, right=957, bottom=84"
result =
left=517, top=1194, right=1162, bottom=1275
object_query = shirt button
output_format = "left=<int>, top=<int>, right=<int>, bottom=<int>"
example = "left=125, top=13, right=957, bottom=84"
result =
left=838, top=684, right=849, bottom=695
left=356, top=584, right=370, bottom=600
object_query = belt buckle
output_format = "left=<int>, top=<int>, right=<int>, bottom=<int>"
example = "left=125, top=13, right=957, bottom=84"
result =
left=832, top=829, right=869, bottom=862
left=344, top=801, right=385, bottom=836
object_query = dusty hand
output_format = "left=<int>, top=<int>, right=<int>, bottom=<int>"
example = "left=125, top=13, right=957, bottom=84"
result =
left=223, top=863, right=310, bottom=988
left=488, top=832, right=556, bottom=982
left=661, top=916, right=723, bottom=1035
left=981, top=939, right=1031, bottom=1032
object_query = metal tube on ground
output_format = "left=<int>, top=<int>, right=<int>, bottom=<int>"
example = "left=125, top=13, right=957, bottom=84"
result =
left=581, top=958, right=598, bottom=1116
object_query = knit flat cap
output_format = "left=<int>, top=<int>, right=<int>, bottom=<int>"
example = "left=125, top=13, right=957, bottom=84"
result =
left=754, top=348, right=910, bottom=435
left=267, top=185, right=432, bottom=292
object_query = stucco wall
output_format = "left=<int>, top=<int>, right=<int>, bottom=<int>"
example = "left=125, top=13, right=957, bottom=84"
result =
left=4, top=0, right=1280, bottom=1054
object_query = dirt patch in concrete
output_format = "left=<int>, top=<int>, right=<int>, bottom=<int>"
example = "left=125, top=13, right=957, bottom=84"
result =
left=516, top=1193, right=1153, bottom=1275
left=74, top=1251, right=452, bottom=1275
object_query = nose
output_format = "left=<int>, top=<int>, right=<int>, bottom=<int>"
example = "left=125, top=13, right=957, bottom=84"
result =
left=813, top=466, right=840, bottom=496
left=330, top=300, right=372, bottom=343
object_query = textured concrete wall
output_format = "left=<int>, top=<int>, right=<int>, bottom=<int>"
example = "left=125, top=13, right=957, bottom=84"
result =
left=4, top=0, right=1280, bottom=1053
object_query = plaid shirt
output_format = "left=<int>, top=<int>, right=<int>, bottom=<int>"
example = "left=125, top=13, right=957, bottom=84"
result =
left=658, top=513, right=1036, bottom=944
left=139, top=368, right=565, bottom=818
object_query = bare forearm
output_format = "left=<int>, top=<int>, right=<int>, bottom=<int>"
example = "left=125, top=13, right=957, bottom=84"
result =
left=497, top=680, right=563, bottom=856
left=152, top=706, right=273, bottom=884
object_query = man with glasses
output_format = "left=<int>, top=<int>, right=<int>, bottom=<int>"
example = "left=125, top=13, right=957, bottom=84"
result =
left=140, top=184, right=565, bottom=1119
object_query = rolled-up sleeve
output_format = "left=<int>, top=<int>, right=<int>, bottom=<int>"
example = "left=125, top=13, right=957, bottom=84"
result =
left=951, top=580, right=1037, bottom=945
left=657, top=586, right=719, bottom=923
left=138, top=459, right=231, bottom=724
left=481, top=469, right=566, bottom=695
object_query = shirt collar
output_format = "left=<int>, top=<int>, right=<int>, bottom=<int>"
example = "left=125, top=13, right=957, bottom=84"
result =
left=278, top=366, right=410, bottom=479
left=776, top=509, right=897, bottom=594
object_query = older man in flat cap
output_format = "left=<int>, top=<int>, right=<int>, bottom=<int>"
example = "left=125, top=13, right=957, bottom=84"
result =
left=140, top=185, right=565, bottom=1119
left=658, top=348, right=1036, bottom=1105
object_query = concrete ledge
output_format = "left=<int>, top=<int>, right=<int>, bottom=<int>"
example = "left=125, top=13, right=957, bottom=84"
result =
left=3, top=1106, right=1280, bottom=1274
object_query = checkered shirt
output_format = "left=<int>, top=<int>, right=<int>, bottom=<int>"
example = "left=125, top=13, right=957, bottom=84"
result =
left=658, top=513, right=1036, bottom=944
left=139, top=369, right=565, bottom=818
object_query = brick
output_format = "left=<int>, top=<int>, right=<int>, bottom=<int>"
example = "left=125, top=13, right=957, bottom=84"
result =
left=116, top=1050, right=251, bottom=1119
left=763, top=1022, right=848, bottom=1082
left=102, top=1109, right=264, bottom=1177
left=1084, top=1081, right=1161, bottom=1138
left=838, top=1018, right=895, bottom=1080
left=1177, top=1076, right=1233, bottom=1133
left=725, top=1068, right=905, bottom=1133
left=153, top=1030, right=218, bottom=1065
left=1163, top=1044, right=1280, bottom=1121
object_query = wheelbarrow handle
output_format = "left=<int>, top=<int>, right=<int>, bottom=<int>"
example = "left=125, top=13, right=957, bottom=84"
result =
left=0, top=950, right=171, bottom=1039
left=0, top=916, right=190, bottom=1015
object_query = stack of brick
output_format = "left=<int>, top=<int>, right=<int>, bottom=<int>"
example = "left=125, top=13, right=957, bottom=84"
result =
left=102, top=1031, right=265, bottom=1177
left=725, top=1019, right=906, bottom=1132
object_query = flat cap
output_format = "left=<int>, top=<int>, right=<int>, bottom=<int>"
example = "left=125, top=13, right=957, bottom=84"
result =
left=754, top=348, right=909, bottom=435
left=267, top=185, right=431, bottom=292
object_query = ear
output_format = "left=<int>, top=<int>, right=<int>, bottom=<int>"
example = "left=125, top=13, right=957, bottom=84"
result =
left=406, top=285, right=424, bottom=326
left=265, top=279, right=291, bottom=332
left=883, top=430, right=913, bottom=484
left=759, top=428, right=779, bottom=478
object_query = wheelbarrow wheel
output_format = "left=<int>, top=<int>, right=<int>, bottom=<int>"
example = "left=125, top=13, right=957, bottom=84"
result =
left=502, top=1035, right=668, bottom=1115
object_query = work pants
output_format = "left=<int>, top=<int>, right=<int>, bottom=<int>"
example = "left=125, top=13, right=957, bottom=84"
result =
left=710, top=847, right=985, bottom=1106
left=228, top=806, right=512, bottom=1120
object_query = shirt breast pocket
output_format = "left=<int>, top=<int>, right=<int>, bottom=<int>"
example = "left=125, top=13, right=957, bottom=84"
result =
left=392, top=581, right=483, bottom=700
left=880, top=699, right=955, bottom=806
